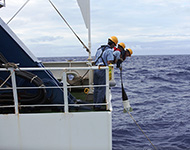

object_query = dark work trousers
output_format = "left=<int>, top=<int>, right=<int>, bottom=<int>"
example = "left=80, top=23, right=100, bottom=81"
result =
left=93, top=69, right=106, bottom=108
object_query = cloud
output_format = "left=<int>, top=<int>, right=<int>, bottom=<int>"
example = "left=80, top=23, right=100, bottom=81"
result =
left=128, top=40, right=190, bottom=55
left=0, top=0, right=190, bottom=57
left=29, top=36, right=64, bottom=43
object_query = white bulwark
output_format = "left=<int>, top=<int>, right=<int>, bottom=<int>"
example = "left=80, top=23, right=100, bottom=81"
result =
left=0, top=112, right=112, bottom=150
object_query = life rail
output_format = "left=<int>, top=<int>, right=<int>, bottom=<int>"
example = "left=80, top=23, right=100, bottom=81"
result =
left=0, top=66, right=112, bottom=114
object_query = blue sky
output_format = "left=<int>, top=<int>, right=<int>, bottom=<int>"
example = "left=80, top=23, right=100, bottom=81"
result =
left=0, top=0, right=190, bottom=57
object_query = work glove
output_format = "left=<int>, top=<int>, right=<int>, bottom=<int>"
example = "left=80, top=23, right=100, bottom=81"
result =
left=119, top=66, right=122, bottom=71
left=116, top=59, right=122, bottom=68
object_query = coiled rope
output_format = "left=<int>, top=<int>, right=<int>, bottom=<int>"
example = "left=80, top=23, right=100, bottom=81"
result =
left=0, top=62, right=47, bottom=105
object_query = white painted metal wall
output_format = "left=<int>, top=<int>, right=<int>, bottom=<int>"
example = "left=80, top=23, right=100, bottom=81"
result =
left=0, top=112, right=112, bottom=150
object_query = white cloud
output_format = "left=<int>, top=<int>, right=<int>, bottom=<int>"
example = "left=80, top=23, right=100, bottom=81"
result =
left=0, top=0, right=190, bottom=57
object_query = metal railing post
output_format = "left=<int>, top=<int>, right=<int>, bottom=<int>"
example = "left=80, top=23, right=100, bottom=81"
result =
left=62, top=71, right=68, bottom=113
left=88, top=67, right=93, bottom=94
left=105, top=67, right=109, bottom=110
left=10, top=68, right=19, bottom=114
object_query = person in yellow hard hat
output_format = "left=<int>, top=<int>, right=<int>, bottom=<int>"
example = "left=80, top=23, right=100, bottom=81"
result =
left=114, top=45, right=133, bottom=70
left=113, top=42, right=125, bottom=64
left=126, top=48, right=133, bottom=57
left=93, top=36, right=118, bottom=110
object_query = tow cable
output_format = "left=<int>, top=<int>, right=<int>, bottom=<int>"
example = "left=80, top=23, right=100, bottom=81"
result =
left=120, top=68, right=157, bottom=150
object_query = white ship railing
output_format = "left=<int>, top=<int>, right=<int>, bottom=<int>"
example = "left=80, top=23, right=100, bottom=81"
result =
left=0, top=66, right=111, bottom=114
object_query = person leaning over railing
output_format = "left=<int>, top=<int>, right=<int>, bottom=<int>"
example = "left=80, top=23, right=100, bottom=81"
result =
left=113, top=42, right=125, bottom=69
left=114, top=44, right=133, bottom=70
left=93, top=36, right=118, bottom=110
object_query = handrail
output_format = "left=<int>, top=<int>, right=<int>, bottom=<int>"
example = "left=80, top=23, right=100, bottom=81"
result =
left=0, top=66, right=106, bottom=71
left=0, top=103, right=108, bottom=108
left=0, top=85, right=107, bottom=90
left=0, top=66, right=111, bottom=114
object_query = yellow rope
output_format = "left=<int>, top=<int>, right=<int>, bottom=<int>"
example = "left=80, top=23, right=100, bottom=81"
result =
left=127, top=111, right=157, bottom=150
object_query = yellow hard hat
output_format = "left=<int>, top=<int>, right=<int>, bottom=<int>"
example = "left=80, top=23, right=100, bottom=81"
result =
left=118, top=42, right=126, bottom=49
left=128, top=48, right=133, bottom=55
left=109, top=36, right=118, bottom=45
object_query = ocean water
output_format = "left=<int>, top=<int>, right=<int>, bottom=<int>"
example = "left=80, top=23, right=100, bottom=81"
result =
left=39, top=55, right=190, bottom=150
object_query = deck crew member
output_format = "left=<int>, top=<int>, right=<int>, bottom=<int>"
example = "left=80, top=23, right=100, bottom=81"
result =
left=125, top=48, right=133, bottom=58
left=113, top=42, right=126, bottom=69
left=93, top=36, right=118, bottom=110
left=115, top=46, right=133, bottom=70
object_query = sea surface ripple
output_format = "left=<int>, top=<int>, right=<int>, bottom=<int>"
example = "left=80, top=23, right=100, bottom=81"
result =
left=112, top=55, right=190, bottom=150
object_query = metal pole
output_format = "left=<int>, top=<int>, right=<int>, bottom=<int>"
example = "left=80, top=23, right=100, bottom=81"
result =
left=87, top=1, right=93, bottom=90
left=88, top=66, right=93, bottom=94
left=88, top=29, right=91, bottom=61
left=10, top=68, right=19, bottom=114
left=62, top=71, right=68, bottom=113
left=105, top=67, right=109, bottom=110
left=87, top=0, right=92, bottom=61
